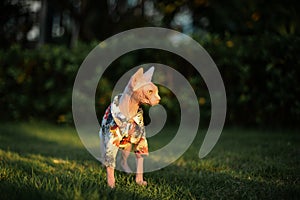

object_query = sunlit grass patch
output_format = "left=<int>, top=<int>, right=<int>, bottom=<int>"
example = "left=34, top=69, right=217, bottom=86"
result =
left=0, top=122, right=299, bottom=199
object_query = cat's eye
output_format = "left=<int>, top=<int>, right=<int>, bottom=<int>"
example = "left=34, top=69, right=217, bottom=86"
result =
left=148, top=90, right=153, bottom=94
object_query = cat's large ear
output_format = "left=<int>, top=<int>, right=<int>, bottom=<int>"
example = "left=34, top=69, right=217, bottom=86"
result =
left=129, top=68, right=144, bottom=90
left=143, top=66, right=155, bottom=82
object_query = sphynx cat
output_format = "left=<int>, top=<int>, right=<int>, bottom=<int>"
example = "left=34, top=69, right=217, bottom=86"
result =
left=99, top=67, right=160, bottom=188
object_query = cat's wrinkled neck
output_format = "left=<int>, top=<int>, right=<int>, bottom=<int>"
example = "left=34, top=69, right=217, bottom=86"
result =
left=119, top=91, right=140, bottom=120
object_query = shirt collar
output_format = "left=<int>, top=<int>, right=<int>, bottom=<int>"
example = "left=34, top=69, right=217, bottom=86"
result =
left=111, top=94, right=143, bottom=126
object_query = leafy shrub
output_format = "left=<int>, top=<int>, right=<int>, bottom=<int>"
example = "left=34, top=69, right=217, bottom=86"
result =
left=1, top=33, right=299, bottom=128
left=0, top=43, right=93, bottom=122
left=198, top=33, right=300, bottom=128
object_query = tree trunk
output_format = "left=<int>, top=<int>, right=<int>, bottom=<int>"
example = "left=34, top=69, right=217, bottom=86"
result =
left=39, top=0, right=53, bottom=45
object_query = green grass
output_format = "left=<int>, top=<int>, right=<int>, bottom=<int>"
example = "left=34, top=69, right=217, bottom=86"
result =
left=0, top=122, right=299, bottom=199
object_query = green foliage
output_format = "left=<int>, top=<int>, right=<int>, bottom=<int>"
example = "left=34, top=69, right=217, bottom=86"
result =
left=0, top=43, right=94, bottom=122
left=198, top=33, right=300, bottom=127
left=1, top=0, right=300, bottom=128
left=1, top=33, right=300, bottom=128
left=0, top=122, right=299, bottom=199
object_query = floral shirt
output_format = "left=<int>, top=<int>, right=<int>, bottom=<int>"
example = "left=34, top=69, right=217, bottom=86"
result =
left=99, top=94, right=148, bottom=168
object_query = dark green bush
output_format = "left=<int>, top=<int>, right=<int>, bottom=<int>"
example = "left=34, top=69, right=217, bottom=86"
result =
left=199, top=33, right=300, bottom=128
left=0, top=43, right=93, bottom=122
left=1, top=33, right=299, bottom=128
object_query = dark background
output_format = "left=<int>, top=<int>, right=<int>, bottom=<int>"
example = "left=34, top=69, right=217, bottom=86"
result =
left=0, top=0, right=299, bottom=128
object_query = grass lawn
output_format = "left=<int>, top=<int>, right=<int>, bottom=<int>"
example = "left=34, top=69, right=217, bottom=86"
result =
left=0, top=121, right=299, bottom=199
